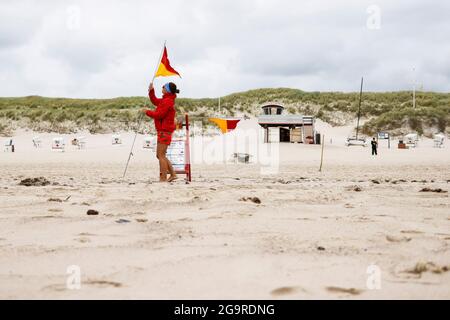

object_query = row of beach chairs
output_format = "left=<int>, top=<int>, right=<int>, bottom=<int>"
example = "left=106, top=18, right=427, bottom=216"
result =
left=4, top=135, right=154, bottom=152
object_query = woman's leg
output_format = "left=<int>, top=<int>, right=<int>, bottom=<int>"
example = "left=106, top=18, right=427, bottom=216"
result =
left=167, top=158, right=177, bottom=182
left=156, top=143, right=169, bottom=182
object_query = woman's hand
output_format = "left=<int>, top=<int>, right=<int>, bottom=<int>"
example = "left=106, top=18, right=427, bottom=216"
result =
left=141, top=108, right=148, bottom=114
left=148, top=82, right=154, bottom=92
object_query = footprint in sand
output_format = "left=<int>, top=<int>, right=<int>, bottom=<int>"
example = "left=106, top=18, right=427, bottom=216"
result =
left=42, top=284, right=67, bottom=292
left=270, top=286, right=305, bottom=297
left=78, top=232, right=96, bottom=236
left=44, top=280, right=123, bottom=290
left=386, top=235, right=412, bottom=243
left=31, top=215, right=61, bottom=220
left=207, top=215, right=223, bottom=220
left=75, top=237, right=91, bottom=243
left=85, top=280, right=122, bottom=288
left=326, top=286, right=362, bottom=295
left=401, top=262, right=450, bottom=278
left=400, top=230, right=424, bottom=235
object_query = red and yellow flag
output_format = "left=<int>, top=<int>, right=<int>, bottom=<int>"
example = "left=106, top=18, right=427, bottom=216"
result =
left=209, top=118, right=240, bottom=133
left=155, top=46, right=181, bottom=78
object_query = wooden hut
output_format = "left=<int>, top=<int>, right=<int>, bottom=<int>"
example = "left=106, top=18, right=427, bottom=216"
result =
left=258, top=103, right=317, bottom=144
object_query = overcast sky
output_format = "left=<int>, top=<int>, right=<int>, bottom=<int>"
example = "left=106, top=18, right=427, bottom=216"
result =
left=0, top=0, right=449, bottom=98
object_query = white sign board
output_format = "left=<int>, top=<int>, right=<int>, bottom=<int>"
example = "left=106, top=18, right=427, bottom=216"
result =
left=167, top=138, right=186, bottom=171
left=377, top=132, right=389, bottom=139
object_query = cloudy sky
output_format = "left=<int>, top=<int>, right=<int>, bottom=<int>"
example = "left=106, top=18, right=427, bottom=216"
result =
left=0, top=0, right=449, bottom=98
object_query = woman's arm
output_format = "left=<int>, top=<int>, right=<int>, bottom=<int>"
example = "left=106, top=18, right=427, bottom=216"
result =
left=148, top=83, right=162, bottom=106
left=146, top=101, right=170, bottom=119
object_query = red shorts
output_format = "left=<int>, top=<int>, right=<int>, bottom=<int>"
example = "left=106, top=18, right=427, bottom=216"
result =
left=157, top=131, right=172, bottom=145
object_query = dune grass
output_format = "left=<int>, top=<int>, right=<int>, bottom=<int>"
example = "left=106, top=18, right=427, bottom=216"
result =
left=0, top=89, right=448, bottom=135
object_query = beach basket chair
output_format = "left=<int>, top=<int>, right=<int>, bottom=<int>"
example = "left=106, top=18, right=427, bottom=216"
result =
left=4, top=139, right=14, bottom=152
left=32, top=136, right=42, bottom=148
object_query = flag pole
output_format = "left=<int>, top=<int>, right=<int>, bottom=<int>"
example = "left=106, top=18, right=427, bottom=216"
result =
left=355, top=77, right=363, bottom=140
left=122, top=41, right=167, bottom=180
left=151, top=40, right=166, bottom=84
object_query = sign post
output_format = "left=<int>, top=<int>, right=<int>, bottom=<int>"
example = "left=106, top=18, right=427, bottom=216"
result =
left=377, top=132, right=390, bottom=149
left=167, top=113, right=192, bottom=182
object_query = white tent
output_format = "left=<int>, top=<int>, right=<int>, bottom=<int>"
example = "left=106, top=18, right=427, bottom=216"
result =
left=52, top=137, right=65, bottom=151
left=143, top=136, right=156, bottom=150
left=3, top=138, right=14, bottom=152
left=75, top=136, right=86, bottom=149
left=32, top=136, right=42, bottom=148
left=112, top=134, right=122, bottom=145
left=404, top=133, right=418, bottom=148
left=433, top=133, right=444, bottom=148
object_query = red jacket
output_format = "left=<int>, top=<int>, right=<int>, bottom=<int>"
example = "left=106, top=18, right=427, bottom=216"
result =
left=146, top=89, right=177, bottom=133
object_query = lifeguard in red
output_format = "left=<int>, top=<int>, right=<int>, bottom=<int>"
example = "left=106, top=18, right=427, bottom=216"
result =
left=146, top=85, right=177, bottom=145
left=142, top=82, right=179, bottom=182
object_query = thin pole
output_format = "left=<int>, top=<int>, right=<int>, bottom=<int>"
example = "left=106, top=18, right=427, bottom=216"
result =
left=355, top=77, right=364, bottom=140
left=151, top=40, right=166, bottom=84
left=122, top=113, right=143, bottom=179
left=122, top=41, right=167, bottom=179
left=412, top=67, right=416, bottom=108
left=319, top=134, right=325, bottom=172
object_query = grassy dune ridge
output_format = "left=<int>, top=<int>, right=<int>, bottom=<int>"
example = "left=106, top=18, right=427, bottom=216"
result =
left=0, top=88, right=448, bottom=136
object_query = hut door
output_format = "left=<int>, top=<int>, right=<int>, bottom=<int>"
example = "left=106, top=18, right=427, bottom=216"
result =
left=268, top=127, right=280, bottom=143
left=280, top=128, right=290, bottom=142
left=290, top=128, right=302, bottom=143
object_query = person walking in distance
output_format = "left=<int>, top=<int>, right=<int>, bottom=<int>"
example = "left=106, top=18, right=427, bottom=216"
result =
left=371, top=137, right=378, bottom=155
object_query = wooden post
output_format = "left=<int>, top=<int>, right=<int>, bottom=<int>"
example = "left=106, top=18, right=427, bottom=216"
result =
left=319, top=134, right=325, bottom=172
left=185, top=113, right=192, bottom=182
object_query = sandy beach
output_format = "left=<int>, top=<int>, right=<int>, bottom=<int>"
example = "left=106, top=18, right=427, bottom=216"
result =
left=0, top=120, right=449, bottom=299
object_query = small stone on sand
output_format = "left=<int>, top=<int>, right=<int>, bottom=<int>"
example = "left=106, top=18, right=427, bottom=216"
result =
left=240, top=197, right=261, bottom=204
left=19, top=177, right=51, bottom=187
left=420, top=188, right=447, bottom=193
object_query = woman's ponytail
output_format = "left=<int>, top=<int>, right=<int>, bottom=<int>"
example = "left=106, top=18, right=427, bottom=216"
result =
left=169, top=82, right=180, bottom=94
